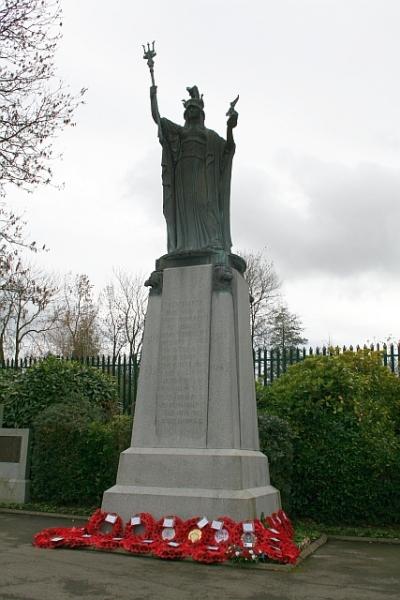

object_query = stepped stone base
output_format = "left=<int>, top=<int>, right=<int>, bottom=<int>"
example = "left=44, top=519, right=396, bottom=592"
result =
left=102, top=447, right=280, bottom=521
left=102, top=261, right=281, bottom=521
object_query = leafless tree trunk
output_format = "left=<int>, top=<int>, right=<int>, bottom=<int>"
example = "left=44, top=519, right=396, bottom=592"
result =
left=241, top=249, right=281, bottom=349
left=99, top=270, right=148, bottom=360
left=49, top=273, right=100, bottom=358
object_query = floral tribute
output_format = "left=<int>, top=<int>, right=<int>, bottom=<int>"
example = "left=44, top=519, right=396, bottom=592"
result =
left=33, top=508, right=300, bottom=565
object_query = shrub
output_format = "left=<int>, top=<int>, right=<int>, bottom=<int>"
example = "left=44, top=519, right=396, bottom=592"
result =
left=2, top=357, right=119, bottom=427
left=31, top=403, right=132, bottom=506
left=258, top=350, right=400, bottom=524
left=257, top=413, right=293, bottom=510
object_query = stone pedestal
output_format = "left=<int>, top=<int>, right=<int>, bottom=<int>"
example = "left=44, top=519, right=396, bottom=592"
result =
left=102, top=262, right=280, bottom=521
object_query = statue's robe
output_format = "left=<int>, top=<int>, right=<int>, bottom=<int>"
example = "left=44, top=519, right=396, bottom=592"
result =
left=159, top=118, right=234, bottom=253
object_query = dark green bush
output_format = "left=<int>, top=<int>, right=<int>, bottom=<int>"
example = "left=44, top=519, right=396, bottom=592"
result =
left=2, top=357, right=119, bottom=427
left=257, top=413, right=293, bottom=510
left=31, top=404, right=132, bottom=506
left=258, top=350, right=400, bottom=524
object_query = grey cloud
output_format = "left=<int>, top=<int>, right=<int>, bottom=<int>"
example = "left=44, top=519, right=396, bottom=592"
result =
left=123, top=148, right=164, bottom=222
left=232, top=155, right=400, bottom=278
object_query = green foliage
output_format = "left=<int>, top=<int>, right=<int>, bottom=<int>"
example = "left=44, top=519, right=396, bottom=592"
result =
left=258, top=350, right=400, bottom=524
left=257, top=413, right=294, bottom=510
left=31, top=404, right=132, bottom=506
left=1, top=357, right=119, bottom=427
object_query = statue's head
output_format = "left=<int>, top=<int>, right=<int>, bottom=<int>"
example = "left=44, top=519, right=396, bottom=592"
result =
left=182, top=86, right=205, bottom=126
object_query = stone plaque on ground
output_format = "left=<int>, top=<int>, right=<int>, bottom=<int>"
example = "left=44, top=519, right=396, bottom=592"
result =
left=0, top=428, right=30, bottom=503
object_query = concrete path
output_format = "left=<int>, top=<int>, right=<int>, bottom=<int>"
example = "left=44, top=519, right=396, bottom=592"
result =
left=1, top=513, right=399, bottom=600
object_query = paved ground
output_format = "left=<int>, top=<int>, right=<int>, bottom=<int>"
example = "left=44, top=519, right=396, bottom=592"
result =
left=1, top=512, right=399, bottom=600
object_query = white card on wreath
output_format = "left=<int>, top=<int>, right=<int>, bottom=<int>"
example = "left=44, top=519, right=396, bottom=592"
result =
left=197, top=517, right=208, bottom=529
left=51, top=537, right=64, bottom=542
left=243, top=522, right=254, bottom=533
left=105, top=514, right=117, bottom=524
left=168, top=541, right=180, bottom=547
left=211, top=520, right=223, bottom=530
left=130, top=516, right=141, bottom=526
left=163, top=517, right=174, bottom=527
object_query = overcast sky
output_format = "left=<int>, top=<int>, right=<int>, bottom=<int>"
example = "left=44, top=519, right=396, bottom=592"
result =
left=9, top=0, right=400, bottom=346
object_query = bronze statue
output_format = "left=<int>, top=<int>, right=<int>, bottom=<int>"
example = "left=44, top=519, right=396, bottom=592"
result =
left=143, top=42, right=238, bottom=255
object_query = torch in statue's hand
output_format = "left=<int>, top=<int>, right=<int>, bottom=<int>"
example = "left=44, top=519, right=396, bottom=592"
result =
left=226, top=94, right=239, bottom=129
left=142, top=41, right=157, bottom=86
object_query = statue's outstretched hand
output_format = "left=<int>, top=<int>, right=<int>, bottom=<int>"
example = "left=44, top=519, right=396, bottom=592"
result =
left=227, top=109, right=238, bottom=129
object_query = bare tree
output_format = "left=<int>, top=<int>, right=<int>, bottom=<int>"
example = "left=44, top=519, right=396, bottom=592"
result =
left=98, top=283, right=126, bottom=359
left=241, top=249, right=281, bottom=349
left=0, top=264, right=58, bottom=361
left=50, top=273, right=100, bottom=358
left=0, top=207, right=47, bottom=360
left=99, top=270, right=148, bottom=360
left=0, top=0, right=85, bottom=193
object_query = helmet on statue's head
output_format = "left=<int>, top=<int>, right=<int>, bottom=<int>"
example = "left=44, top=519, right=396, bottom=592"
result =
left=182, top=86, right=205, bottom=122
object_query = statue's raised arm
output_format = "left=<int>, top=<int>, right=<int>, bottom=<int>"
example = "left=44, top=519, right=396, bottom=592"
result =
left=142, top=42, right=163, bottom=132
left=226, top=94, right=239, bottom=149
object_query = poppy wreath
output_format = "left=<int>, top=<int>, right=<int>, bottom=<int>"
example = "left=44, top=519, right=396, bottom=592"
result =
left=62, top=526, right=94, bottom=548
left=232, top=519, right=266, bottom=553
left=203, top=516, right=236, bottom=548
left=265, top=510, right=294, bottom=539
left=151, top=539, right=187, bottom=560
left=151, top=515, right=186, bottom=560
left=85, top=509, right=124, bottom=550
left=153, top=515, right=184, bottom=543
left=260, top=527, right=289, bottom=562
left=260, top=523, right=300, bottom=564
left=86, top=509, right=124, bottom=538
left=190, top=543, right=228, bottom=564
left=124, top=512, right=156, bottom=540
left=276, top=509, right=295, bottom=539
left=180, top=517, right=210, bottom=555
left=122, top=512, right=157, bottom=555
left=33, top=527, right=75, bottom=549
left=192, top=517, right=247, bottom=565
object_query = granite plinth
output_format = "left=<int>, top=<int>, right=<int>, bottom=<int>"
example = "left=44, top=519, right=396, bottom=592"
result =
left=102, top=264, right=280, bottom=520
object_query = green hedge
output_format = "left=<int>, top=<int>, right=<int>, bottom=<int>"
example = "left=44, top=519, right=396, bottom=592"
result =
left=258, top=350, right=400, bottom=524
left=1, top=356, right=119, bottom=427
left=258, top=413, right=293, bottom=510
left=31, top=402, right=132, bottom=506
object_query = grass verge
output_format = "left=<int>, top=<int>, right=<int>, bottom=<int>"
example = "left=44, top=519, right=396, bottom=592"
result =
left=294, top=519, right=400, bottom=540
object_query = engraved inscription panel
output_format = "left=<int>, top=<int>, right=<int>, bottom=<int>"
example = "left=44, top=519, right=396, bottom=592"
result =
left=156, top=267, right=212, bottom=446
left=0, top=436, right=22, bottom=463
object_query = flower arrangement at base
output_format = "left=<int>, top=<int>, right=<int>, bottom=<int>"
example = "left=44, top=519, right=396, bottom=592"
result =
left=191, top=543, right=228, bottom=564
left=261, top=509, right=300, bottom=564
left=33, top=527, right=74, bottom=549
left=33, top=508, right=301, bottom=565
left=85, top=509, right=124, bottom=550
left=151, top=540, right=187, bottom=560
left=150, top=515, right=187, bottom=560
left=122, top=512, right=157, bottom=555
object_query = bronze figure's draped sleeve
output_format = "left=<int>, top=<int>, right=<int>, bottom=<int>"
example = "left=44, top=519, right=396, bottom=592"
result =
left=150, top=85, right=237, bottom=254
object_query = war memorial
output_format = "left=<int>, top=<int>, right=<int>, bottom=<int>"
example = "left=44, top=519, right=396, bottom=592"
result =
left=102, top=43, right=280, bottom=521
